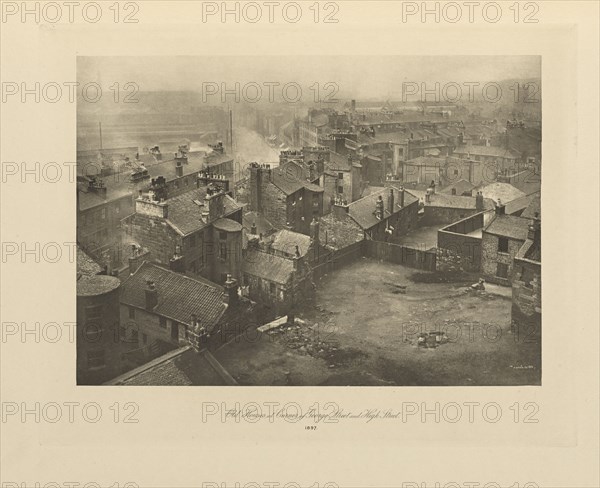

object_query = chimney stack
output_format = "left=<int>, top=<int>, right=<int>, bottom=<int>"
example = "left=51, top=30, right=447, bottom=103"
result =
left=375, top=195, right=384, bottom=220
left=387, top=189, right=395, bottom=214
left=187, top=314, right=207, bottom=352
left=399, top=186, right=405, bottom=207
left=224, top=273, right=239, bottom=305
left=494, top=199, right=506, bottom=216
left=175, top=160, right=184, bottom=178
left=475, top=191, right=484, bottom=211
left=145, top=280, right=158, bottom=310
left=310, top=217, right=320, bottom=245
left=528, top=213, right=541, bottom=242
left=169, top=246, right=185, bottom=273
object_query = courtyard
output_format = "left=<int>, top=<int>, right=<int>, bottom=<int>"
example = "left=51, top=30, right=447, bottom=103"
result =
left=214, top=258, right=541, bottom=386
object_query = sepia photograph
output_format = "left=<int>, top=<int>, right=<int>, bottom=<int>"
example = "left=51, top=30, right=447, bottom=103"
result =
left=75, top=56, right=542, bottom=386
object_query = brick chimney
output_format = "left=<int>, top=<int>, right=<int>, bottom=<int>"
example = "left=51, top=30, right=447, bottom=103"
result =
left=528, top=213, right=541, bottom=242
left=175, top=159, right=184, bottom=178
left=145, top=280, right=158, bottom=310
left=224, top=273, right=239, bottom=305
left=375, top=195, right=384, bottom=220
left=309, top=217, right=320, bottom=245
left=494, top=199, right=506, bottom=215
left=475, top=191, right=484, bottom=211
left=387, top=189, right=395, bottom=214
left=204, top=185, right=226, bottom=222
left=399, top=186, right=405, bottom=207
left=187, top=314, right=208, bottom=352
left=169, top=246, right=185, bottom=273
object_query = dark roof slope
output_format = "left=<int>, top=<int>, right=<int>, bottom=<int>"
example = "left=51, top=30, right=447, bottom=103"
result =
left=165, top=188, right=241, bottom=236
left=269, top=229, right=312, bottom=257
left=453, top=145, right=520, bottom=158
left=484, top=214, right=532, bottom=241
left=348, top=186, right=419, bottom=230
left=243, top=249, right=295, bottom=285
left=106, top=347, right=227, bottom=386
left=120, top=262, right=227, bottom=329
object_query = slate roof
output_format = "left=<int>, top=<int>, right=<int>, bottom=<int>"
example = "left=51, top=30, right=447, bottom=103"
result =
left=269, top=230, right=312, bottom=257
left=407, top=189, right=495, bottom=211
left=106, top=347, right=227, bottom=386
left=164, top=188, right=241, bottom=236
left=77, top=153, right=208, bottom=211
left=319, top=211, right=364, bottom=250
left=521, top=193, right=541, bottom=219
left=77, top=275, right=121, bottom=297
left=271, top=168, right=323, bottom=196
left=348, top=186, right=419, bottom=230
left=478, top=182, right=526, bottom=204
left=440, top=179, right=475, bottom=196
left=77, top=247, right=103, bottom=278
left=243, top=249, right=295, bottom=285
left=453, top=145, right=520, bottom=159
left=120, top=262, right=227, bottom=329
left=484, top=214, right=532, bottom=241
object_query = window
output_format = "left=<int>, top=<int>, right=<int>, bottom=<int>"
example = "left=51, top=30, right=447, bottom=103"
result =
left=337, top=186, right=343, bottom=194
left=131, top=330, right=139, bottom=343
left=220, top=231, right=228, bottom=241
left=128, top=307, right=135, bottom=319
left=100, top=208, right=106, bottom=220
left=496, top=263, right=509, bottom=279
left=159, top=316, right=167, bottom=329
left=498, top=237, right=509, bottom=253
left=270, top=282, right=276, bottom=295
left=219, top=242, right=227, bottom=261
left=87, top=350, right=105, bottom=369
left=338, top=172, right=344, bottom=180
left=453, top=169, right=459, bottom=176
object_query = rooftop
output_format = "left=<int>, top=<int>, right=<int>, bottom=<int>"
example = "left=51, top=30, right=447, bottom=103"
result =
left=162, top=188, right=241, bottom=236
left=407, top=189, right=495, bottom=211
left=77, top=275, right=120, bottom=297
left=77, top=247, right=103, bottom=278
left=319, top=211, right=364, bottom=250
left=243, top=249, right=295, bottom=285
left=440, top=179, right=475, bottom=196
left=478, top=182, right=526, bottom=205
left=484, top=214, right=532, bottom=241
left=120, top=262, right=227, bottom=329
left=269, top=229, right=313, bottom=257
left=453, top=145, right=520, bottom=159
left=348, top=186, right=419, bottom=230
left=271, top=167, right=323, bottom=195
left=521, top=193, right=541, bottom=219
left=105, top=347, right=228, bottom=386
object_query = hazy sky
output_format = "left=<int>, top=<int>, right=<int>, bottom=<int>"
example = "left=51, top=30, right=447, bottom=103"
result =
left=78, top=55, right=540, bottom=99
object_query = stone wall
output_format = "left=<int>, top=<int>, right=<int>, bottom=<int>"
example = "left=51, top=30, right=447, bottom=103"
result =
left=125, top=213, right=181, bottom=266
left=481, top=233, right=524, bottom=285
left=436, top=213, right=484, bottom=273
left=420, top=206, right=479, bottom=226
